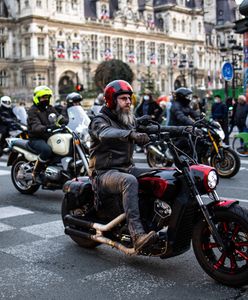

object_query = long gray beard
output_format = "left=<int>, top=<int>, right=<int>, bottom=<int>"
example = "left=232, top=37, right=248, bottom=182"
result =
left=116, top=105, right=135, bottom=126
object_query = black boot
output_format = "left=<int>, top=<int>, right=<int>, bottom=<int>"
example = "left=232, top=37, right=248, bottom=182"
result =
left=32, top=158, right=46, bottom=184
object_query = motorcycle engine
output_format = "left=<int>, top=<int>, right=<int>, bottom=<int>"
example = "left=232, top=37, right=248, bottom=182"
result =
left=44, top=166, right=62, bottom=182
left=152, top=199, right=172, bottom=230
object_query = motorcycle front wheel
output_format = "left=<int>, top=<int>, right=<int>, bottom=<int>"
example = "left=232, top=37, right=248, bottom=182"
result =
left=192, top=205, right=248, bottom=287
left=61, top=194, right=100, bottom=249
left=210, top=148, right=240, bottom=178
left=11, top=157, right=40, bottom=194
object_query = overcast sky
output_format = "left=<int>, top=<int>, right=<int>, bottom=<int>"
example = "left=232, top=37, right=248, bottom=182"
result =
left=235, top=0, right=243, bottom=4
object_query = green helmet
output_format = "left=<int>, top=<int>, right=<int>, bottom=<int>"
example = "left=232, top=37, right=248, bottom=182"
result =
left=33, top=85, right=53, bottom=105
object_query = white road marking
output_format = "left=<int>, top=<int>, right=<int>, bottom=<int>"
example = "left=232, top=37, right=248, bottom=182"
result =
left=0, top=206, right=34, bottom=219
left=0, top=170, right=10, bottom=176
left=0, top=265, right=64, bottom=299
left=79, top=266, right=175, bottom=298
left=0, top=239, right=66, bottom=262
left=21, top=220, right=64, bottom=239
left=0, top=222, right=15, bottom=232
left=0, top=162, right=7, bottom=167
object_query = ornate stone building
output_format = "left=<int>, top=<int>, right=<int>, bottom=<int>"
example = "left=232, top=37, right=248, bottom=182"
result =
left=0, top=0, right=243, bottom=102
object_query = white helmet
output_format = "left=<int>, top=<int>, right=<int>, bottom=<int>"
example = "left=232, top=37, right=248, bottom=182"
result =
left=0, top=96, right=12, bottom=108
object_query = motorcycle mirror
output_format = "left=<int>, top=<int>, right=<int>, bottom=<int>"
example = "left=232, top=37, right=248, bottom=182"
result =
left=48, top=113, right=57, bottom=124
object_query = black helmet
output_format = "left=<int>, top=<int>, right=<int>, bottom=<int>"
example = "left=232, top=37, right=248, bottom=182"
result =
left=66, top=92, right=83, bottom=107
left=175, top=87, right=192, bottom=104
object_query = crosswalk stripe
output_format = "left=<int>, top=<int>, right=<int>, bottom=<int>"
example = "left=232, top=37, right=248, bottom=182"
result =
left=21, top=220, right=64, bottom=239
left=0, top=206, right=34, bottom=219
left=0, top=162, right=7, bottom=167
left=0, top=222, right=15, bottom=232
left=0, top=170, right=10, bottom=176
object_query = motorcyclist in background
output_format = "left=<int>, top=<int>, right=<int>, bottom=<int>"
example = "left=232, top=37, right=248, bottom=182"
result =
left=62, top=92, right=90, bottom=130
left=0, top=96, right=18, bottom=145
left=168, top=87, right=200, bottom=126
left=90, top=93, right=105, bottom=117
left=27, top=85, right=68, bottom=183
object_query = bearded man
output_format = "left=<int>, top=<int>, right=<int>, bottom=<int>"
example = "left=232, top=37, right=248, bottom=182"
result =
left=88, top=80, right=157, bottom=252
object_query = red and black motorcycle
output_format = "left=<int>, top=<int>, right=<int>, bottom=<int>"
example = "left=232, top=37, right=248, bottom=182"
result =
left=61, top=118, right=248, bottom=287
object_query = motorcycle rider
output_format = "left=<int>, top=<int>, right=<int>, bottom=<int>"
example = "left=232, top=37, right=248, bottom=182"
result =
left=27, top=85, right=67, bottom=183
left=88, top=80, right=158, bottom=252
left=0, top=96, right=18, bottom=145
left=62, top=92, right=90, bottom=130
left=168, top=87, right=200, bottom=126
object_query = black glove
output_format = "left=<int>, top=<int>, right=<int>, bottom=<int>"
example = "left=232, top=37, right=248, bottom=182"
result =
left=56, top=114, right=65, bottom=125
left=130, top=131, right=150, bottom=145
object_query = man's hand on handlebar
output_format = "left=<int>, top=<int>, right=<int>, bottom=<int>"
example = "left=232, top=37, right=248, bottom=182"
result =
left=130, top=131, right=150, bottom=145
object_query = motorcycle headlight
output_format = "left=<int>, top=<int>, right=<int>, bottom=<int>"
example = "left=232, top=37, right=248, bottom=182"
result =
left=216, top=129, right=225, bottom=141
left=207, top=170, right=218, bottom=189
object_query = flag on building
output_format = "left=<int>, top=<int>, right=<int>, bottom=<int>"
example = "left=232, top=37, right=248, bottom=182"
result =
left=72, top=46, right=80, bottom=60
left=104, top=48, right=113, bottom=61
left=208, top=70, right=212, bottom=86
left=100, top=9, right=109, bottom=20
left=128, top=51, right=136, bottom=63
left=150, top=53, right=156, bottom=65
left=57, top=44, right=65, bottom=59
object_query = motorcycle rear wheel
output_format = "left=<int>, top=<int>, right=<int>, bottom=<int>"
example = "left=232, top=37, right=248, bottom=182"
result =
left=192, top=205, right=248, bottom=287
left=11, top=157, right=40, bottom=194
left=147, top=150, right=173, bottom=168
left=210, top=148, right=240, bottom=178
left=61, top=194, right=100, bottom=249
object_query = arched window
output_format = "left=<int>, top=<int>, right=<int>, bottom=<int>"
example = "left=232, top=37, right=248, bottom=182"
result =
left=0, top=69, right=8, bottom=87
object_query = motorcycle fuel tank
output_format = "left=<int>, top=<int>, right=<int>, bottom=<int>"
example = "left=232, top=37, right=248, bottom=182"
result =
left=47, top=133, right=72, bottom=156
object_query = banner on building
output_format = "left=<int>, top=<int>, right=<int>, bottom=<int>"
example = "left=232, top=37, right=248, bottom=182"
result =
left=104, top=48, right=113, bottom=61
left=57, top=44, right=65, bottom=59
left=128, top=51, right=136, bottom=63
left=72, top=47, right=80, bottom=60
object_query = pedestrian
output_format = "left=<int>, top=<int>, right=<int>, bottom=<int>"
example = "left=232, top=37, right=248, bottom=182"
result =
left=234, top=95, right=248, bottom=133
left=135, top=89, right=163, bottom=123
left=211, top=94, right=229, bottom=144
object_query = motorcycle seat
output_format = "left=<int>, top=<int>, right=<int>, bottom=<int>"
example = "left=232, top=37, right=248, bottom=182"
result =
left=12, top=139, right=39, bottom=154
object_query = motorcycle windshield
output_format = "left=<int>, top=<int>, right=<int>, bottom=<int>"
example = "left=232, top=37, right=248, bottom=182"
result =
left=67, top=106, right=90, bottom=131
left=13, top=106, right=28, bottom=125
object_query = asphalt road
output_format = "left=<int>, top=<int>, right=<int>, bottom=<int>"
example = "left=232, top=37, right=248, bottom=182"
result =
left=0, top=154, right=248, bottom=300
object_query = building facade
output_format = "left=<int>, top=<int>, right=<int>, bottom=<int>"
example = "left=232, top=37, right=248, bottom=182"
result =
left=0, top=0, right=243, bottom=102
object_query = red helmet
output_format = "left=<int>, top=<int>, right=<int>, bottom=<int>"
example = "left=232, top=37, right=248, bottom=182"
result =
left=104, top=80, right=133, bottom=109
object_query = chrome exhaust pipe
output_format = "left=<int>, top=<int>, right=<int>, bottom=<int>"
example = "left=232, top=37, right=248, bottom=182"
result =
left=64, top=213, right=126, bottom=232
left=147, top=145, right=165, bottom=159
left=65, top=227, right=136, bottom=255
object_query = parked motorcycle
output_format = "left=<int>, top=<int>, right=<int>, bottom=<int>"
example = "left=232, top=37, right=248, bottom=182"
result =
left=146, top=116, right=240, bottom=178
left=62, top=117, right=248, bottom=287
left=0, top=106, right=28, bottom=157
left=6, top=113, right=89, bottom=194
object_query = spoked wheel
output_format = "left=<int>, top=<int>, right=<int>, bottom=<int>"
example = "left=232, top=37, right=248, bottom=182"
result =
left=232, top=137, right=248, bottom=157
left=62, top=194, right=100, bottom=249
left=193, top=205, right=248, bottom=287
left=147, top=149, right=173, bottom=168
left=210, top=148, right=240, bottom=178
left=11, top=157, right=40, bottom=194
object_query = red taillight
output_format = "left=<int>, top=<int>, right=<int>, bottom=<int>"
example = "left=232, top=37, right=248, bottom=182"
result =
left=139, top=177, right=168, bottom=198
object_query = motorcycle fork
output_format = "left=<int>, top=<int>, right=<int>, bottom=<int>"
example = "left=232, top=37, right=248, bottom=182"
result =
left=183, top=167, right=226, bottom=250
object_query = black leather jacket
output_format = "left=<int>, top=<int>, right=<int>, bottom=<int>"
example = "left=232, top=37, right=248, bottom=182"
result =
left=27, top=104, right=67, bottom=140
left=88, top=106, right=135, bottom=177
left=169, top=101, right=200, bottom=126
